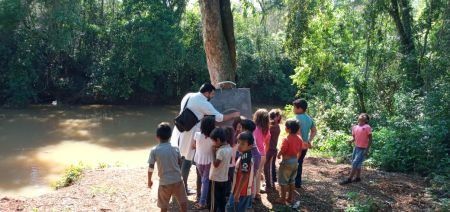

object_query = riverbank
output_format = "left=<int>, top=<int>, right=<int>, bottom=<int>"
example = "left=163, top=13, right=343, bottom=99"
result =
left=1, top=157, right=440, bottom=211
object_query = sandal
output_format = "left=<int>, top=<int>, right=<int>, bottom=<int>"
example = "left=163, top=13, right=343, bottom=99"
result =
left=193, top=203, right=207, bottom=210
left=339, top=178, right=352, bottom=185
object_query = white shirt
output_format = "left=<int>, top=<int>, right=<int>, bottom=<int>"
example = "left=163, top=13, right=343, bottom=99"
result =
left=194, top=132, right=214, bottom=165
left=170, top=92, right=224, bottom=160
left=209, top=144, right=233, bottom=182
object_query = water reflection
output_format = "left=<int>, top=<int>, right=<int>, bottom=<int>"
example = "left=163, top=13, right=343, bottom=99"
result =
left=0, top=105, right=178, bottom=197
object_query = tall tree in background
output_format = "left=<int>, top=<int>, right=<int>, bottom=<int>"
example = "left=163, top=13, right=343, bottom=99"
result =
left=199, top=0, right=236, bottom=86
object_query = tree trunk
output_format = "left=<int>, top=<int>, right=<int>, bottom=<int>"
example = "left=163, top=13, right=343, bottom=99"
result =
left=388, top=0, right=423, bottom=88
left=199, top=0, right=236, bottom=87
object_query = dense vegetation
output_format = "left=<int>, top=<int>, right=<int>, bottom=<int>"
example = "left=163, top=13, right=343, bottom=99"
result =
left=282, top=0, right=449, bottom=205
left=0, top=0, right=294, bottom=106
left=1, top=0, right=448, bottom=207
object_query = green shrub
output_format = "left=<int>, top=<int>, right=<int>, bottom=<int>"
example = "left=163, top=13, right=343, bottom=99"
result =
left=345, top=192, right=379, bottom=212
left=52, top=163, right=86, bottom=189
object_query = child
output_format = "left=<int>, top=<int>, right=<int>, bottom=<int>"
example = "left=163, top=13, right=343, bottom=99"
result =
left=210, top=128, right=233, bottom=212
left=240, top=119, right=260, bottom=204
left=253, top=109, right=271, bottom=199
left=264, top=109, right=282, bottom=189
left=226, top=132, right=255, bottom=212
left=340, top=113, right=373, bottom=185
left=148, top=122, right=188, bottom=212
left=293, top=99, right=317, bottom=188
left=225, top=126, right=237, bottom=198
left=192, top=116, right=216, bottom=209
left=276, top=119, right=302, bottom=205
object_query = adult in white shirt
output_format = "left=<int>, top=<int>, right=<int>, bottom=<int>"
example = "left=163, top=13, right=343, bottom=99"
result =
left=170, top=83, right=240, bottom=194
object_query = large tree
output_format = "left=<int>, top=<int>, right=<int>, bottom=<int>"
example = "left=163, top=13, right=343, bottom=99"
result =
left=199, top=0, right=237, bottom=87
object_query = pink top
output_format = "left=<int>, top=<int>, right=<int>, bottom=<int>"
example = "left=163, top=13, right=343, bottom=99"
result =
left=352, top=124, right=372, bottom=148
left=253, top=127, right=271, bottom=156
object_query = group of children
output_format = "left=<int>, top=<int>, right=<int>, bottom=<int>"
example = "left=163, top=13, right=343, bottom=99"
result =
left=148, top=99, right=373, bottom=212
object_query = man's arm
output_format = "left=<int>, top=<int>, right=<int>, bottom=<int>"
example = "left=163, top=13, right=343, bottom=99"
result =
left=223, top=112, right=240, bottom=122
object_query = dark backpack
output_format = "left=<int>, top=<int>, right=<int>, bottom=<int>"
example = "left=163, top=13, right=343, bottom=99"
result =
left=174, top=97, right=199, bottom=132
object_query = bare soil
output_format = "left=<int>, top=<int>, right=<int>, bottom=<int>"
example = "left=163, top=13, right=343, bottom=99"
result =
left=1, top=157, right=439, bottom=211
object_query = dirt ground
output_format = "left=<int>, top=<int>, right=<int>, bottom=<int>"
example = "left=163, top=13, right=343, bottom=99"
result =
left=0, top=157, right=439, bottom=211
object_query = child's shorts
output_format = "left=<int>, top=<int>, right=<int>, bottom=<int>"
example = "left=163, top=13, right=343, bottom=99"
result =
left=277, top=159, right=298, bottom=186
left=352, top=147, right=367, bottom=169
left=157, top=181, right=188, bottom=209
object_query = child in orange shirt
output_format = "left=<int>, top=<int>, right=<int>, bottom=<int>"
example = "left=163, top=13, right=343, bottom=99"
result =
left=276, top=119, right=302, bottom=205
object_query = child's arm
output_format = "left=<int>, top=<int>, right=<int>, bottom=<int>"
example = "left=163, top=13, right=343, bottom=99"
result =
left=148, top=166, right=154, bottom=188
left=277, top=138, right=287, bottom=159
left=233, top=171, right=249, bottom=202
left=366, top=134, right=373, bottom=156
left=212, top=147, right=222, bottom=168
left=147, top=150, right=155, bottom=188
left=309, top=126, right=317, bottom=148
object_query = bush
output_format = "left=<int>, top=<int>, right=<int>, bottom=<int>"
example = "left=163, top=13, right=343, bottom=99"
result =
left=345, top=192, right=379, bottom=212
left=52, top=163, right=86, bottom=189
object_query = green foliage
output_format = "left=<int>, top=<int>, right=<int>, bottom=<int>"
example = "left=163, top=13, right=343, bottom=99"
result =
left=285, top=0, right=449, bottom=202
left=52, top=162, right=86, bottom=189
left=345, top=192, right=379, bottom=212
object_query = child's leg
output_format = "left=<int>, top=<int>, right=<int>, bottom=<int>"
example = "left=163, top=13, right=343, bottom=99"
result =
left=264, top=152, right=273, bottom=188
left=272, top=150, right=277, bottom=183
left=215, top=181, right=227, bottom=212
left=287, top=184, right=295, bottom=203
left=256, top=156, right=266, bottom=196
left=356, top=168, right=361, bottom=179
left=295, top=149, right=308, bottom=187
left=199, top=165, right=211, bottom=206
left=157, top=185, right=171, bottom=212
left=172, top=181, right=188, bottom=212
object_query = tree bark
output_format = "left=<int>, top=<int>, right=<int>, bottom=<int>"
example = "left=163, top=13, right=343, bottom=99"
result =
left=199, top=0, right=236, bottom=87
left=388, top=0, right=423, bottom=88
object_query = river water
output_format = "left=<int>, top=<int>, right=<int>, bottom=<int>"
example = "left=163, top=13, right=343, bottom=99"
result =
left=0, top=104, right=280, bottom=197
left=0, top=105, right=181, bottom=197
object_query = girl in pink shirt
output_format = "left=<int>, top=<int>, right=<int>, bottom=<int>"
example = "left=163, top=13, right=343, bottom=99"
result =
left=340, top=113, right=373, bottom=185
left=253, top=109, right=271, bottom=200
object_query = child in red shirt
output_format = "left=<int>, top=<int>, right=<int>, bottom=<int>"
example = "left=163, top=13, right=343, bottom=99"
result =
left=340, top=113, right=373, bottom=185
left=276, top=119, right=302, bottom=205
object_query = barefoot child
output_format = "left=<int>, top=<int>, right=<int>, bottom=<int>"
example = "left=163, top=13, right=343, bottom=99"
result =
left=340, top=113, right=373, bottom=185
left=293, top=99, right=317, bottom=188
left=264, top=109, right=282, bottom=189
left=210, top=128, right=233, bottom=212
left=226, top=132, right=255, bottom=212
left=276, top=119, right=302, bottom=205
left=192, top=116, right=216, bottom=209
left=148, top=123, right=188, bottom=212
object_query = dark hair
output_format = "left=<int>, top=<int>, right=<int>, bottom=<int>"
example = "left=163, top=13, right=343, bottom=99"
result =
left=199, top=83, right=216, bottom=93
left=210, top=127, right=226, bottom=143
left=232, top=116, right=244, bottom=131
left=360, top=113, right=370, bottom=123
left=241, top=119, right=256, bottom=132
left=224, top=127, right=236, bottom=146
left=253, top=109, right=270, bottom=135
left=293, top=99, right=308, bottom=111
left=285, top=119, right=300, bottom=134
left=200, top=116, right=216, bottom=137
left=269, top=109, right=281, bottom=125
left=156, top=122, right=172, bottom=140
left=238, top=131, right=254, bottom=145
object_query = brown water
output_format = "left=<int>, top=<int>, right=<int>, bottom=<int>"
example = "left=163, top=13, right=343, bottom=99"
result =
left=0, top=105, right=179, bottom=197
left=0, top=104, right=281, bottom=198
